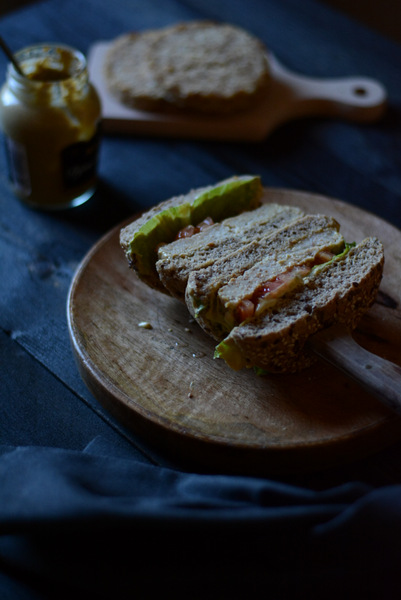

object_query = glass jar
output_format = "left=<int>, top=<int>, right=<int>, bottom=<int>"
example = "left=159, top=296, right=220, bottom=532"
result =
left=0, top=43, right=101, bottom=209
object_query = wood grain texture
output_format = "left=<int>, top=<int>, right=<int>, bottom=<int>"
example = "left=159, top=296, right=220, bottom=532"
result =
left=310, top=324, right=401, bottom=414
left=67, top=188, right=401, bottom=475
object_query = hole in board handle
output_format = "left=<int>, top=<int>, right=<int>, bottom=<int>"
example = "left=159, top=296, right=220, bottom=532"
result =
left=353, top=86, right=368, bottom=97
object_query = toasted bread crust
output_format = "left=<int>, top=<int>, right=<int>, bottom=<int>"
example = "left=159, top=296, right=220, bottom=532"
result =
left=104, top=21, right=270, bottom=114
left=220, top=237, right=384, bottom=373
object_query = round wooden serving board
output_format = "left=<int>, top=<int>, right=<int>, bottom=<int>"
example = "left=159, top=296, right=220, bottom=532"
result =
left=67, top=188, right=401, bottom=475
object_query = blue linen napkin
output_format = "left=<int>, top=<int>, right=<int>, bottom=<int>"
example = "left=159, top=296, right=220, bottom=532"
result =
left=1, top=439, right=400, bottom=599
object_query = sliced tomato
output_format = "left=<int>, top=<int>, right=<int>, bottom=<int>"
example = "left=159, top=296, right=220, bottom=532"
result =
left=234, top=266, right=311, bottom=323
left=176, top=224, right=196, bottom=239
left=235, top=299, right=255, bottom=323
left=313, top=250, right=335, bottom=264
left=175, top=217, right=214, bottom=240
left=253, top=267, right=309, bottom=302
left=196, top=217, right=214, bottom=231
left=255, top=278, right=283, bottom=298
left=231, top=254, right=335, bottom=325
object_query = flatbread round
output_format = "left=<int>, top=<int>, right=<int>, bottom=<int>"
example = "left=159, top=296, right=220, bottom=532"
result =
left=104, top=21, right=271, bottom=114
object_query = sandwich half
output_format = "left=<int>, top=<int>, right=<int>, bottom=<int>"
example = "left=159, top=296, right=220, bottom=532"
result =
left=185, top=214, right=346, bottom=340
left=214, top=236, right=384, bottom=373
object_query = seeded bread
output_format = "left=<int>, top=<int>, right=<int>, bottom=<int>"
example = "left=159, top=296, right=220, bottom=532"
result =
left=157, top=203, right=304, bottom=300
left=185, top=214, right=345, bottom=340
left=215, top=237, right=384, bottom=373
left=104, top=21, right=271, bottom=114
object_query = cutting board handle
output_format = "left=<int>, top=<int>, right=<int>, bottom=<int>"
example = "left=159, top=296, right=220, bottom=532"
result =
left=310, top=324, right=401, bottom=415
left=269, top=53, right=387, bottom=123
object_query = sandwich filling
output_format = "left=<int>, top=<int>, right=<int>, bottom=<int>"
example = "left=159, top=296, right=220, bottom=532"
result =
left=233, top=248, right=341, bottom=324
left=214, top=242, right=356, bottom=371
left=203, top=246, right=351, bottom=338
left=186, top=215, right=349, bottom=339
left=174, top=216, right=215, bottom=240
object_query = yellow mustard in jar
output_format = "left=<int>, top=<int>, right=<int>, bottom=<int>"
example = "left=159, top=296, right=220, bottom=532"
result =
left=0, top=44, right=101, bottom=209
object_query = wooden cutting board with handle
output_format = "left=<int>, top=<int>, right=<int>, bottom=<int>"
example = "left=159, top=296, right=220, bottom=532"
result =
left=88, top=42, right=386, bottom=141
left=67, top=189, right=401, bottom=475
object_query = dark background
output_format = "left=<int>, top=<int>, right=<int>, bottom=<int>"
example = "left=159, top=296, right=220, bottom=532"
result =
left=1, top=0, right=401, bottom=43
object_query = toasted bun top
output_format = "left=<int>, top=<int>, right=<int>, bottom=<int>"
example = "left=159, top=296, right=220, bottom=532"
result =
left=104, top=21, right=270, bottom=113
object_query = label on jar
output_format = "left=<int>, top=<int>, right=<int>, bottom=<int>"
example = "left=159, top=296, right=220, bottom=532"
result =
left=61, top=127, right=100, bottom=189
left=4, top=136, right=32, bottom=197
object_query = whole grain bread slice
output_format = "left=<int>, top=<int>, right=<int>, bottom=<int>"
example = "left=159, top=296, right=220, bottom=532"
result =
left=215, top=237, right=384, bottom=373
left=104, top=21, right=270, bottom=114
left=157, top=203, right=304, bottom=299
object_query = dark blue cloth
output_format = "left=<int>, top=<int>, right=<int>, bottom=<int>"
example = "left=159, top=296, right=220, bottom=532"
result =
left=1, top=440, right=401, bottom=599
left=1, top=0, right=401, bottom=598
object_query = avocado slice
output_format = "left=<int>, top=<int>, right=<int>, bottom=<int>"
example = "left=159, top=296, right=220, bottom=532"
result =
left=127, top=175, right=262, bottom=286
left=214, top=338, right=246, bottom=371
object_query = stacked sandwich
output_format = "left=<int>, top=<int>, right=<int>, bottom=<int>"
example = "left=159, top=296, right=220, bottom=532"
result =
left=120, top=175, right=384, bottom=373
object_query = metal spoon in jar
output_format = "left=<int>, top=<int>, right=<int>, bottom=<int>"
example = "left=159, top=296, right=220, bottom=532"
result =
left=0, top=36, right=25, bottom=76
